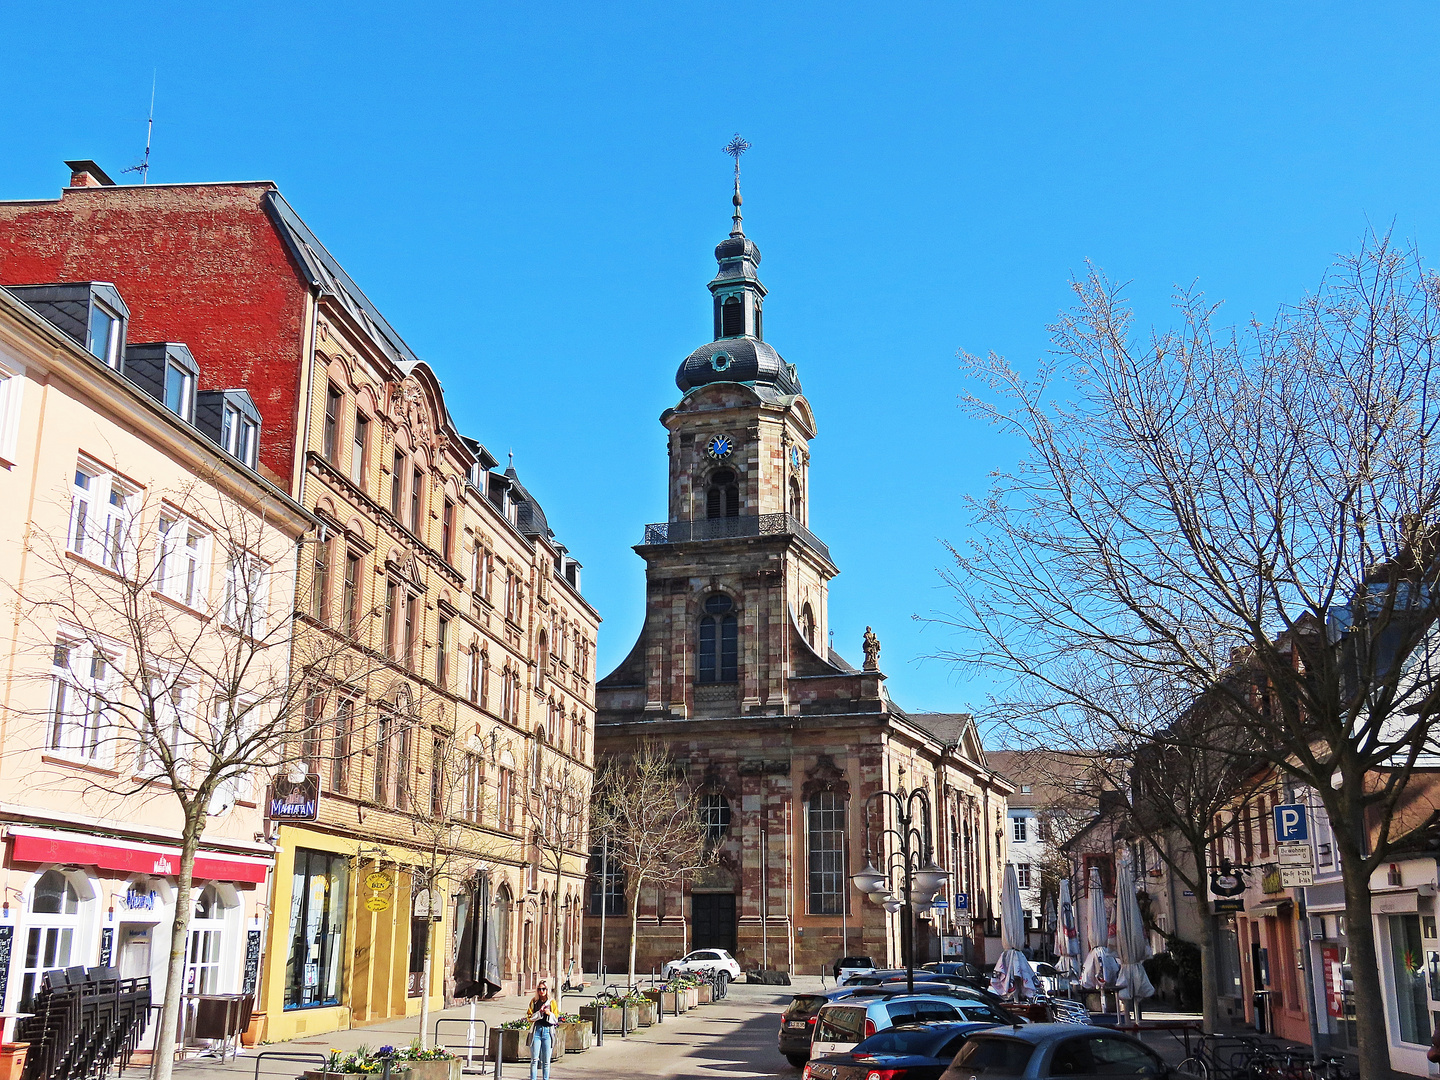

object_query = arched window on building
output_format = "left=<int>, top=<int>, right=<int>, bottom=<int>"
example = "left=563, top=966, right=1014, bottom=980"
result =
left=697, top=594, right=738, bottom=684
left=807, top=790, right=847, bottom=915
left=537, top=630, right=549, bottom=688
left=21, top=870, right=82, bottom=1009
left=700, top=792, right=731, bottom=846
left=721, top=295, right=744, bottom=337
left=789, top=477, right=804, bottom=522
left=801, top=604, right=816, bottom=648
left=188, top=884, right=230, bottom=995
left=706, top=469, right=740, bottom=519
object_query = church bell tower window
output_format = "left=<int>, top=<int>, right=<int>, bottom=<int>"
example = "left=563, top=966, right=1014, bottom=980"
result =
left=698, top=593, right=738, bottom=684
left=706, top=469, right=740, bottom=519
left=721, top=295, right=744, bottom=337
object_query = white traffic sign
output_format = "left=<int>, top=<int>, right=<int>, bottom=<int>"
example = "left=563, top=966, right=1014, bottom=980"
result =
left=1277, top=841, right=1314, bottom=867
left=1280, top=865, right=1315, bottom=888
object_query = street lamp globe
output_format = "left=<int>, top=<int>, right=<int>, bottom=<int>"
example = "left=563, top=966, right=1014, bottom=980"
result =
left=851, top=861, right=888, bottom=895
left=883, top=897, right=903, bottom=914
left=912, top=859, right=949, bottom=900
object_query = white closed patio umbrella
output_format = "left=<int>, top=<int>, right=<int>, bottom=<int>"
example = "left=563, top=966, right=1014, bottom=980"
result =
left=1079, top=866, right=1120, bottom=1009
left=988, top=863, right=1038, bottom=999
left=1114, top=851, right=1155, bottom=1019
left=1054, top=877, right=1082, bottom=990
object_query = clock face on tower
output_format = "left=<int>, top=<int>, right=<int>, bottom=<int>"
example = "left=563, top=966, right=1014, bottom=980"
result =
left=790, top=446, right=802, bottom=469
left=706, top=434, right=734, bottom=460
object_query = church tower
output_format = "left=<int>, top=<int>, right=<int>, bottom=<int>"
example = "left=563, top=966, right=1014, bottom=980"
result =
left=591, top=145, right=1012, bottom=977
left=598, top=142, right=847, bottom=720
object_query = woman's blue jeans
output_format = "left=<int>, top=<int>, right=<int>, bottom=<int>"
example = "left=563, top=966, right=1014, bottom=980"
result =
left=529, top=1024, right=553, bottom=1080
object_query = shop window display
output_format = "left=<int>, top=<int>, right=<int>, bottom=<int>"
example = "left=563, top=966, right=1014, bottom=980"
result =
left=1388, top=913, right=1432, bottom=1045
left=284, top=849, right=348, bottom=1009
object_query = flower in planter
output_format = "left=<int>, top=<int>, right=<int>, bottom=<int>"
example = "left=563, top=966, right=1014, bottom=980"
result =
left=398, top=1038, right=456, bottom=1061
left=499, top=1018, right=534, bottom=1031
left=558, top=1013, right=584, bottom=1024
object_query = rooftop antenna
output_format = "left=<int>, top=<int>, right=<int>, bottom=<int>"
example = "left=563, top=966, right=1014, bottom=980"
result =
left=723, top=133, right=750, bottom=237
left=123, top=73, right=156, bottom=184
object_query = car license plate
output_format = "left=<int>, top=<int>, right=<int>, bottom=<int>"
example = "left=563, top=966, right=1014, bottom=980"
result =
left=787, top=1021, right=807, bottom=1029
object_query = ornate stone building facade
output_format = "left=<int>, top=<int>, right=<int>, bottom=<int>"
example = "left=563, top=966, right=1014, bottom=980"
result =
left=0, top=163, right=599, bottom=1037
left=587, top=178, right=1010, bottom=976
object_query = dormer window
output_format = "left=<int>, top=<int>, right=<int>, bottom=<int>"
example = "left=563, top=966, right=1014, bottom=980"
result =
left=88, top=303, right=122, bottom=367
left=222, top=405, right=258, bottom=468
left=164, top=359, right=193, bottom=421
left=721, top=296, right=744, bottom=337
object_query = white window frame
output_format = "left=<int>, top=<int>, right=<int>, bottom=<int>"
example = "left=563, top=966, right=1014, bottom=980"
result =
left=220, top=404, right=258, bottom=469
left=136, top=674, right=195, bottom=779
left=224, top=551, right=270, bottom=637
left=0, top=351, right=26, bottom=465
left=68, top=459, right=138, bottom=575
left=47, top=631, right=123, bottom=766
left=210, top=694, right=259, bottom=810
left=155, top=510, right=211, bottom=609
left=1016, top=862, right=1032, bottom=889
left=1012, top=815, right=1028, bottom=844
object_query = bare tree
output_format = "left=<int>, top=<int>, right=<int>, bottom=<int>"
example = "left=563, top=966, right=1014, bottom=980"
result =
left=590, top=741, right=716, bottom=985
left=942, top=233, right=1440, bottom=1079
left=7, top=475, right=376, bottom=1080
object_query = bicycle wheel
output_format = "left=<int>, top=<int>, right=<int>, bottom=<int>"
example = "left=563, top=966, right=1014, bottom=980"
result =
left=1177, top=1056, right=1210, bottom=1080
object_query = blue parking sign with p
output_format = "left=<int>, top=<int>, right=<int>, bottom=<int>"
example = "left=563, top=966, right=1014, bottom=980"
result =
left=1274, top=804, right=1308, bottom=842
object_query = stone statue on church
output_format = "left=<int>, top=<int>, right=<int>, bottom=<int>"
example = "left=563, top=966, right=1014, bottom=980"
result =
left=862, top=626, right=881, bottom=671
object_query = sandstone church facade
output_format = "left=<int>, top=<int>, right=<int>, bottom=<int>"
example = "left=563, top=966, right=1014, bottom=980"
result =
left=586, top=173, right=1012, bottom=977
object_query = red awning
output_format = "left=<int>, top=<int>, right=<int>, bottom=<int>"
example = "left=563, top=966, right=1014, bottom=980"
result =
left=7, top=827, right=271, bottom=884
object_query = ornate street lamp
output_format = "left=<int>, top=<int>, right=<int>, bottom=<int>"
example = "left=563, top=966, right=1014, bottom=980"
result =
left=850, top=787, right=949, bottom=994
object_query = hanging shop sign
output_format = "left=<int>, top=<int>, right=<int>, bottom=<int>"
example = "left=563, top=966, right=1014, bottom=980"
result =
left=366, top=871, right=393, bottom=892
left=365, top=895, right=391, bottom=913
left=267, top=773, right=320, bottom=822
left=1210, top=870, right=1246, bottom=897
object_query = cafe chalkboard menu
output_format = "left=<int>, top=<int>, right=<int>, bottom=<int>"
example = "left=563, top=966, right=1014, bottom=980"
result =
left=0, top=925, right=12, bottom=997
left=99, top=927, right=114, bottom=968
left=243, top=929, right=262, bottom=994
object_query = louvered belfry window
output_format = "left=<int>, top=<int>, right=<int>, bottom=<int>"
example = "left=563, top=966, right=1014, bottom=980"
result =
left=721, top=296, right=744, bottom=337
left=706, top=469, right=739, bottom=519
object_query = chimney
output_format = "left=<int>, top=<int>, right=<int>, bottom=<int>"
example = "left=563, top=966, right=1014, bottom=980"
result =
left=64, top=160, right=115, bottom=188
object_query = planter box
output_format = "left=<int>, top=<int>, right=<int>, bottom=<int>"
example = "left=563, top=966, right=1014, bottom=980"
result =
left=634, top=1000, right=657, bottom=1026
left=559, top=1022, right=592, bottom=1053
left=403, top=1060, right=462, bottom=1080
left=0, top=1044, right=30, bottom=1080
left=578, top=1004, right=638, bottom=1034
left=492, top=1028, right=561, bottom=1064
left=695, top=983, right=712, bottom=1004
left=682, top=987, right=699, bottom=1010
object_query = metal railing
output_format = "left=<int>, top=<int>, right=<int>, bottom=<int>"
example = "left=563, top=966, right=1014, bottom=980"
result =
left=640, top=514, right=830, bottom=561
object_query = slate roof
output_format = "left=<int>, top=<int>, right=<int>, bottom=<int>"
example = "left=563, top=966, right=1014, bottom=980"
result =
left=504, top=464, right=552, bottom=541
left=677, top=336, right=802, bottom=396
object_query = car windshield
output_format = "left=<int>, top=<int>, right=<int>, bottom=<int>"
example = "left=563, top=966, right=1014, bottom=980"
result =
left=816, top=1007, right=867, bottom=1042
left=852, top=1027, right=953, bottom=1056
left=841, top=957, right=875, bottom=967
left=784, top=995, right=828, bottom=1019
left=954, top=1036, right=1037, bottom=1074
left=956, top=1004, right=1007, bottom=1023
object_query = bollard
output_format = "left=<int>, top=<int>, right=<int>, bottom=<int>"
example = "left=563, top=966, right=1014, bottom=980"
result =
left=494, top=1031, right=503, bottom=1079
left=593, top=1006, right=603, bottom=1047
left=621, top=1004, right=629, bottom=1038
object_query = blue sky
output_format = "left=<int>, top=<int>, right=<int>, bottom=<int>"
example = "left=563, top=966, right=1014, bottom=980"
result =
left=5, top=4, right=1440, bottom=715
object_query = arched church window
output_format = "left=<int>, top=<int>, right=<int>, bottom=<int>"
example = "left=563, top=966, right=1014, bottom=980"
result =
left=721, top=295, right=744, bottom=337
left=807, top=790, right=847, bottom=915
left=697, top=593, right=738, bottom=684
left=700, top=792, right=731, bottom=844
left=789, top=477, right=804, bottom=522
left=706, top=469, right=740, bottom=520
left=801, top=604, right=816, bottom=648
left=754, top=302, right=763, bottom=341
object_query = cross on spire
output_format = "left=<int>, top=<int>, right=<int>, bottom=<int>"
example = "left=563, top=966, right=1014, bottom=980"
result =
left=724, top=133, right=751, bottom=238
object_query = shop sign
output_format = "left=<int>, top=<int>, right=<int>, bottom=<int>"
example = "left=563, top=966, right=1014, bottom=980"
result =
left=1213, top=898, right=1245, bottom=913
left=1210, top=871, right=1246, bottom=897
left=366, top=871, right=393, bottom=892
left=1280, top=866, right=1314, bottom=888
left=124, top=887, right=156, bottom=910
left=941, top=935, right=963, bottom=958
left=412, top=887, right=441, bottom=920
left=1321, top=945, right=1343, bottom=1017
left=365, top=895, right=391, bottom=913
left=267, top=773, right=320, bottom=821
left=1261, top=866, right=1284, bottom=895
left=98, top=927, right=114, bottom=967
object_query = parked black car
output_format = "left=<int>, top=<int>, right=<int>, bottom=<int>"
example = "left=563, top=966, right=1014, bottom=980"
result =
left=780, top=988, right=858, bottom=1067
left=804, top=1021, right=995, bottom=1080
left=937, top=1023, right=1169, bottom=1080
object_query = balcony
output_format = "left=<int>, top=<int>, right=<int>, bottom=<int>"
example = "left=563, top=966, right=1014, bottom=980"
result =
left=640, top=513, right=831, bottom=562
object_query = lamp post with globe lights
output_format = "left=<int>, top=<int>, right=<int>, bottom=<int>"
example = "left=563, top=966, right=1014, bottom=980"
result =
left=850, top=788, right=950, bottom=994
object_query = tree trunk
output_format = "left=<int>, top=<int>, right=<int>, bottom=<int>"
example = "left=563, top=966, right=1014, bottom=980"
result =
left=628, top=881, right=644, bottom=986
left=1192, top=888, right=1222, bottom=1033
left=418, top=920, right=433, bottom=1050
left=151, top=814, right=202, bottom=1080
left=1340, top=851, right=1391, bottom=1080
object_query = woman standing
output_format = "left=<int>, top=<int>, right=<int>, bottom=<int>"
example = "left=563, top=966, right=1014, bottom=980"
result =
left=525, top=979, right=561, bottom=1080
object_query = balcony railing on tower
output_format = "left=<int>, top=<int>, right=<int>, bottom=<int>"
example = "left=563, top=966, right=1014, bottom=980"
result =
left=640, top=513, right=830, bottom=562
